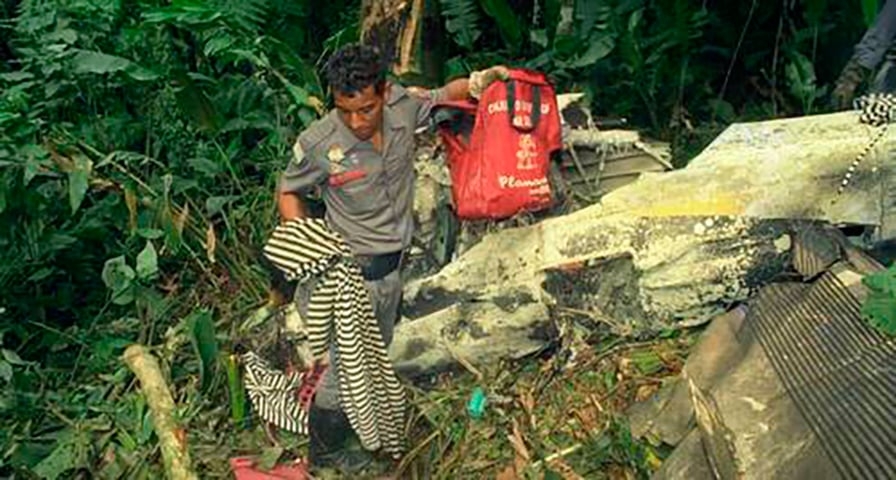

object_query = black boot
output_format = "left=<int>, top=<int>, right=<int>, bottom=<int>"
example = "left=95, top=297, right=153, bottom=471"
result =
left=307, top=404, right=374, bottom=476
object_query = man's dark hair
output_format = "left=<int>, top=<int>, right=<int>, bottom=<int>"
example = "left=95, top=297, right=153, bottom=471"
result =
left=323, top=43, right=387, bottom=95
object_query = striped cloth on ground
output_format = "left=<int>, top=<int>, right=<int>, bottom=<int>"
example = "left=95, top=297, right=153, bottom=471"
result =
left=260, top=218, right=407, bottom=457
left=241, top=351, right=325, bottom=435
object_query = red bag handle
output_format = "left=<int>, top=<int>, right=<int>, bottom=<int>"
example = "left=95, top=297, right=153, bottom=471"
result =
left=505, top=80, right=541, bottom=133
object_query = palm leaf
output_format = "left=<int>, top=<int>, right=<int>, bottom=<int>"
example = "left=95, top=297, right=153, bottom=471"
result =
left=218, top=0, right=270, bottom=33
left=480, top=0, right=523, bottom=53
left=439, top=0, right=482, bottom=50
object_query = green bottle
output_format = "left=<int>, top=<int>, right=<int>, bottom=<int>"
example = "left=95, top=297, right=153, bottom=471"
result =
left=467, top=386, right=487, bottom=419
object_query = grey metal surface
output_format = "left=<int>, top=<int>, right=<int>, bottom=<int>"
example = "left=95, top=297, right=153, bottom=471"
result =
left=744, top=267, right=896, bottom=480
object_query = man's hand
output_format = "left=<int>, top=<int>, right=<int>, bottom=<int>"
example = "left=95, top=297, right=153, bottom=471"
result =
left=469, top=65, right=511, bottom=99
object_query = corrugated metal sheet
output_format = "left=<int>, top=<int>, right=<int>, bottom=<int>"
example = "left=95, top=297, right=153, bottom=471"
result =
left=792, top=226, right=841, bottom=280
left=742, top=259, right=896, bottom=480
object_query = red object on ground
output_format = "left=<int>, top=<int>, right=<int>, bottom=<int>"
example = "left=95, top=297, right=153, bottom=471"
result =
left=230, top=456, right=309, bottom=480
left=296, top=363, right=327, bottom=411
left=433, top=68, right=563, bottom=220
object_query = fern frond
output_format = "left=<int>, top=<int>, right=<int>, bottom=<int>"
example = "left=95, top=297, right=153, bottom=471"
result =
left=217, top=0, right=271, bottom=33
left=439, top=0, right=482, bottom=50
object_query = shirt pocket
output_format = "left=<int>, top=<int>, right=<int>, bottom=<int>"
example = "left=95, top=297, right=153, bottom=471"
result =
left=329, top=164, right=388, bottom=217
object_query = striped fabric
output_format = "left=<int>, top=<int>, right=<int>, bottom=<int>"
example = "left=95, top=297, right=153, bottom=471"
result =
left=241, top=351, right=324, bottom=435
left=260, top=218, right=407, bottom=457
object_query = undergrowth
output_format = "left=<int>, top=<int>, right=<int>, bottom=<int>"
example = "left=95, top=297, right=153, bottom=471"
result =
left=0, top=0, right=877, bottom=477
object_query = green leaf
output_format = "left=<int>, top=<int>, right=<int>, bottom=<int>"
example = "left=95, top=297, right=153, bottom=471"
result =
left=31, top=430, right=89, bottom=480
left=226, top=354, right=249, bottom=428
left=27, top=268, right=54, bottom=282
left=136, top=228, right=165, bottom=240
left=188, top=309, right=220, bottom=392
left=22, top=144, right=47, bottom=186
left=0, top=361, right=12, bottom=382
left=0, top=71, right=35, bottom=82
left=257, top=446, right=284, bottom=471
left=440, top=0, right=482, bottom=50
left=708, top=99, right=736, bottom=123
left=68, top=156, right=91, bottom=215
left=46, top=28, right=77, bottom=45
left=861, top=265, right=896, bottom=336
left=480, top=0, right=523, bottom=52
left=136, top=241, right=158, bottom=281
left=862, top=0, right=880, bottom=28
left=566, top=33, right=615, bottom=68
left=71, top=50, right=160, bottom=82
left=2, top=349, right=29, bottom=366
left=543, top=0, right=562, bottom=46
left=205, top=195, right=238, bottom=218
left=101, top=256, right=135, bottom=305
left=574, top=0, right=609, bottom=39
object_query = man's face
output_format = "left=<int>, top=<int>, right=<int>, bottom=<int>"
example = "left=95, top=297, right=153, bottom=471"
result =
left=334, top=84, right=387, bottom=141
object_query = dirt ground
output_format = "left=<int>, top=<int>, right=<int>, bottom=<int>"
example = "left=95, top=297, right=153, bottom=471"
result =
left=196, top=328, right=696, bottom=479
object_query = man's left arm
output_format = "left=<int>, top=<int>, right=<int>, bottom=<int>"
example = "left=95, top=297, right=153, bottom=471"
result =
left=408, top=66, right=510, bottom=128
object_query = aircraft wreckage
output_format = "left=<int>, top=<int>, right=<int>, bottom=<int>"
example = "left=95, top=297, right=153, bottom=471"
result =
left=388, top=106, right=896, bottom=377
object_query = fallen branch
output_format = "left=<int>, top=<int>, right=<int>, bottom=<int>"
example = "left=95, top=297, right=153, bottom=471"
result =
left=530, top=443, right=584, bottom=471
left=122, top=344, right=199, bottom=480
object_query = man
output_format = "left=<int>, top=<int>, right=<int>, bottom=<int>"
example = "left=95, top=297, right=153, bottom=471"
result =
left=275, top=43, right=507, bottom=475
left=833, top=0, right=896, bottom=108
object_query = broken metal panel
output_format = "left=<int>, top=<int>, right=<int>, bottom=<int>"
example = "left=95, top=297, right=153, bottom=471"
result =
left=792, top=225, right=842, bottom=279
left=688, top=378, right=741, bottom=480
left=596, top=111, right=896, bottom=240
left=745, top=265, right=896, bottom=480
left=405, top=216, right=799, bottom=338
left=390, top=296, right=554, bottom=379
left=559, top=128, right=673, bottom=203
left=633, top=226, right=895, bottom=480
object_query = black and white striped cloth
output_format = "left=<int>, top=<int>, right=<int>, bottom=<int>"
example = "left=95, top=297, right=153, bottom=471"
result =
left=241, top=351, right=324, bottom=435
left=258, top=218, right=407, bottom=457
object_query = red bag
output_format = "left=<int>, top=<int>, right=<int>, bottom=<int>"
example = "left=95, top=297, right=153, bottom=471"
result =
left=433, top=68, right=562, bottom=220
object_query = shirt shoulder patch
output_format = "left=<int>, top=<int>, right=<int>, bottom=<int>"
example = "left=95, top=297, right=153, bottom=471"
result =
left=291, top=139, right=305, bottom=166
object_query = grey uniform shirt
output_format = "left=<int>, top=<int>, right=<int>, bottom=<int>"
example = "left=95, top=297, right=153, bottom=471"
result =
left=278, top=84, right=443, bottom=256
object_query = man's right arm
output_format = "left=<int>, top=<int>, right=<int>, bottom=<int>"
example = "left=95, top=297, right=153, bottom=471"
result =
left=276, top=136, right=327, bottom=222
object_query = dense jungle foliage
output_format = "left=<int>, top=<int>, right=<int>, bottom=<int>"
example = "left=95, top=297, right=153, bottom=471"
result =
left=0, top=0, right=881, bottom=477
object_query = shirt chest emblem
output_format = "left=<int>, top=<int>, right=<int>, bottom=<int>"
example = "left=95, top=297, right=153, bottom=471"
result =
left=327, top=145, right=366, bottom=187
left=327, top=145, right=346, bottom=174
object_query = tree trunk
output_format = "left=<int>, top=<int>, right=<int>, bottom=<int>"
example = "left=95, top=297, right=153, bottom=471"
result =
left=122, top=344, right=199, bottom=480
left=359, top=0, right=437, bottom=81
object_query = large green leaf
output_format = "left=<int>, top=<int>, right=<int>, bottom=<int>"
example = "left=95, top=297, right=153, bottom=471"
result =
left=574, top=0, right=609, bottom=39
left=67, top=156, right=91, bottom=215
left=187, top=309, right=220, bottom=392
left=480, top=0, right=523, bottom=53
left=101, top=256, right=135, bottom=305
left=440, top=0, right=482, bottom=50
left=542, top=0, right=562, bottom=46
left=135, top=241, right=158, bottom=281
left=862, top=265, right=896, bottom=336
left=71, top=50, right=160, bottom=81
left=142, top=2, right=223, bottom=26
left=31, top=429, right=89, bottom=480
left=566, top=32, right=615, bottom=68
left=862, top=0, right=880, bottom=28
